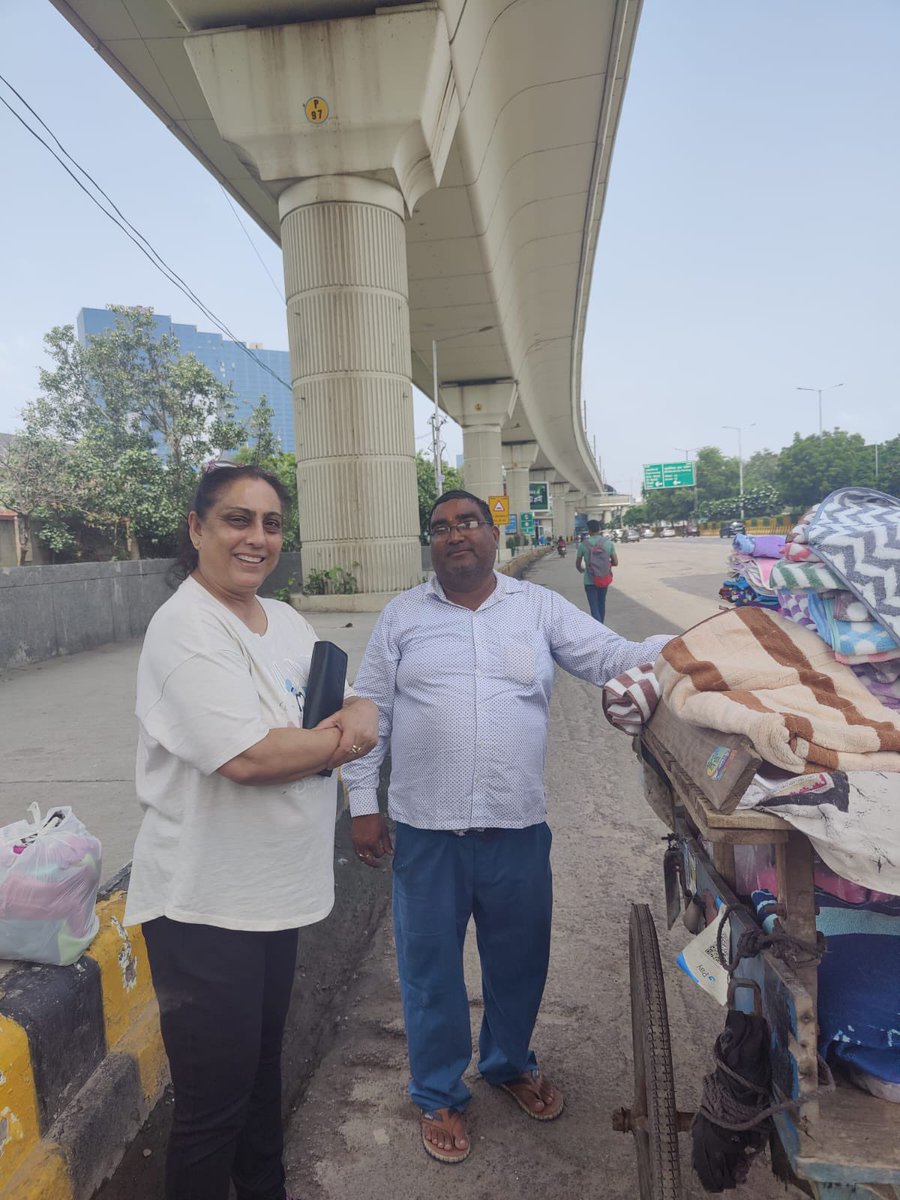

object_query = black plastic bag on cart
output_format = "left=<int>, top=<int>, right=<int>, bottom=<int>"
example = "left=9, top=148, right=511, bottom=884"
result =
left=692, top=1010, right=772, bottom=1191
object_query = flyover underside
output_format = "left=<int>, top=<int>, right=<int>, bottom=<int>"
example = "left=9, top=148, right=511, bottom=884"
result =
left=50, top=0, right=641, bottom=590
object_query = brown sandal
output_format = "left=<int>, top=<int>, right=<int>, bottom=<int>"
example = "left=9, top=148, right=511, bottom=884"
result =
left=498, top=1070, right=565, bottom=1121
left=420, top=1106, right=471, bottom=1164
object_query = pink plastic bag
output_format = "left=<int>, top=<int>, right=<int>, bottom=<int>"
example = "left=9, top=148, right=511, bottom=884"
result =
left=0, top=804, right=102, bottom=965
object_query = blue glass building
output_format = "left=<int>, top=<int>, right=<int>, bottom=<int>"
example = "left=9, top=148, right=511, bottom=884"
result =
left=76, top=308, right=294, bottom=452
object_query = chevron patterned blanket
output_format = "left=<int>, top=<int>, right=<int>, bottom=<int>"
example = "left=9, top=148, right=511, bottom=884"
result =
left=808, top=487, right=900, bottom=644
left=656, top=608, right=900, bottom=773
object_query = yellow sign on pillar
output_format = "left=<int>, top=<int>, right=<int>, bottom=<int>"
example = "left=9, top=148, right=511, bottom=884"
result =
left=304, top=96, right=329, bottom=124
left=488, top=495, right=510, bottom=527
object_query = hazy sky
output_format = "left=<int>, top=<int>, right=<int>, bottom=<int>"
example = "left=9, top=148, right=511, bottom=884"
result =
left=2, top=1, right=898, bottom=496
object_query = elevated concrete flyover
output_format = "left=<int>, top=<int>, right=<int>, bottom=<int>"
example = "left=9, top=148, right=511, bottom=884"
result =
left=50, top=0, right=642, bottom=596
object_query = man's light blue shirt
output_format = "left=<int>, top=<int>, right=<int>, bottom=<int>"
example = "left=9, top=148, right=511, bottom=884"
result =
left=342, top=571, right=671, bottom=830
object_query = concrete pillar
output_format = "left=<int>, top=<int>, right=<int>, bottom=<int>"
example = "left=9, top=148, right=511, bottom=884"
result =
left=502, top=442, right=539, bottom=529
left=564, top=489, right=582, bottom=539
left=443, top=383, right=517, bottom=505
left=184, top=7, right=459, bottom=597
left=279, top=177, right=420, bottom=593
left=550, top=481, right=569, bottom=538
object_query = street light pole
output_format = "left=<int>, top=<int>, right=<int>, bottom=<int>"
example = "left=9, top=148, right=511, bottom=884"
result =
left=723, top=424, right=754, bottom=520
left=431, top=338, right=443, bottom=496
left=796, top=382, right=843, bottom=437
left=430, top=325, right=495, bottom=499
left=677, top=449, right=699, bottom=518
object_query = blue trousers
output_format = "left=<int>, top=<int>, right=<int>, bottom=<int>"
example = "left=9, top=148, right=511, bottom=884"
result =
left=392, top=821, right=553, bottom=1113
left=584, top=583, right=609, bottom=623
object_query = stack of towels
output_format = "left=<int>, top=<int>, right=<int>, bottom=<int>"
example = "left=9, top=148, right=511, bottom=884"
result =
left=719, top=532, right=785, bottom=609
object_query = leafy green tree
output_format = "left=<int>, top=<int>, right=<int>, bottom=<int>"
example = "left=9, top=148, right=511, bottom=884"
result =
left=415, top=451, right=463, bottom=533
left=776, top=430, right=873, bottom=508
left=874, top=437, right=900, bottom=499
left=233, top=397, right=300, bottom=551
left=694, top=446, right=740, bottom=508
left=242, top=395, right=281, bottom=465
left=0, top=431, right=81, bottom=563
left=643, top=487, right=695, bottom=523
left=744, top=449, right=781, bottom=490
left=701, top=485, right=781, bottom=521
left=19, top=306, right=246, bottom=557
left=622, top=504, right=648, bottom=526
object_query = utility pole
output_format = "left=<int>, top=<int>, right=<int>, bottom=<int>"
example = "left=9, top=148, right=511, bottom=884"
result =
left=723, top=425, right=754, bottom=520
left=431, top=338, right=444, bottom=496
left=796, top=382, right=843, bottom=437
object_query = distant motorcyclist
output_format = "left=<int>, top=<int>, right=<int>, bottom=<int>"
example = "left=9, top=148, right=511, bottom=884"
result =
left=556, top=537, right=567, bottom=557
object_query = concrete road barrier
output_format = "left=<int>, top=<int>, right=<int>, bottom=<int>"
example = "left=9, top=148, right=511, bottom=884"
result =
left=0, top=867, right=167, bottom=1200
left=0, top=768, right=392, bottom=1200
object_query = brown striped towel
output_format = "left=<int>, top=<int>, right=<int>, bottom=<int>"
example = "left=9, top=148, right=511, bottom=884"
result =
left=602, top=665, right=660, bottom=735
left=656, top=608, right=900, bottom=773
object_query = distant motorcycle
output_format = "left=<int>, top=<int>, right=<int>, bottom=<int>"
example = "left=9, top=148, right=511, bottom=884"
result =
left=557, top=541, right=567, bottom=558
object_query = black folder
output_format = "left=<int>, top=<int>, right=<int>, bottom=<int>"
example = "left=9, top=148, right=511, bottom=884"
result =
left=302, top=640, right=348, bottom=777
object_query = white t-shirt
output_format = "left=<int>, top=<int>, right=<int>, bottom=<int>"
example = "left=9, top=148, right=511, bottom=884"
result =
left=125, top=576, right=341, bottom=931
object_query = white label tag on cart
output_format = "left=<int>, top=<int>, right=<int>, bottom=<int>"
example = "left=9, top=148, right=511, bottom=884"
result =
left=676, top=905, right=729, bottom=1006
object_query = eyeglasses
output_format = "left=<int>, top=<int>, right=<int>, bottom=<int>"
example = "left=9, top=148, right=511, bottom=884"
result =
left=203, top=459, right=239, bottom=475
left=430, top=518, right=491, bottom=539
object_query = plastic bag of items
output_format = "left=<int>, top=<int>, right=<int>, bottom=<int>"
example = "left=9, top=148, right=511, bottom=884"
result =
left=0, top=803, right=102, bottom=966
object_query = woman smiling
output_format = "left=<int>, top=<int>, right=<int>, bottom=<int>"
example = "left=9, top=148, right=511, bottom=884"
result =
left=124, top=463, right=377, bottom=1200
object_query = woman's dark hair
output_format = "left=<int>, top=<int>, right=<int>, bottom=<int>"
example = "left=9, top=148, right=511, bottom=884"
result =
left=167, top=464, right=291, bottom=588
left=428, top=489, right=493, bottom=527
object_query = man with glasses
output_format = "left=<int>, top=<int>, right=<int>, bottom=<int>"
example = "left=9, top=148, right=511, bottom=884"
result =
left=342, top=490, right=671, bottom=1165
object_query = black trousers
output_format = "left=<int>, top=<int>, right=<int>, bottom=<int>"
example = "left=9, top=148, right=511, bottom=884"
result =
left=143, top=917, right=299, bottom=1200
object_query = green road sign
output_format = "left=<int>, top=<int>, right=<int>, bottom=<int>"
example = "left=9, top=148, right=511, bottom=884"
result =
left=520, top=512, right=535, bottom=535
left=529, top=482, right=548, bottom=510
left=643, top=461, right=696, bottom=490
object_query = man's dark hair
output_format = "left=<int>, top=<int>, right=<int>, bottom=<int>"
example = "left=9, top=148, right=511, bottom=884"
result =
left=428, top=489, right=493, bottom=527
left=587, top=519, right=601, bottom=534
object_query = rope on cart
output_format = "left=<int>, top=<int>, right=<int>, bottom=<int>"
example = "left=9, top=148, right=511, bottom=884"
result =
left=715, top=903, right=826, bottom=978
left=696, top=908, right=834, bottom=1138
left=697, top=1050, right=835, bottom=1134
left=696, top=1053, right=793, bottom=1132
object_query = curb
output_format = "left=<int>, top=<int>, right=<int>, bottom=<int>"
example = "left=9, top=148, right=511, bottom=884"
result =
left=498, top=547, right=553, bottom=577
left=0, top=868, right=167, bottom=1200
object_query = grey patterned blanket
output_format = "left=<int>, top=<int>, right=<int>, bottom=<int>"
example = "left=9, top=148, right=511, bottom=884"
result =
left=807, top=487, right=900, bottom=644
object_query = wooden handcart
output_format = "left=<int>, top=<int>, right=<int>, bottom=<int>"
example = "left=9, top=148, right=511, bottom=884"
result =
left=614, top=703, right=900, bottom=1200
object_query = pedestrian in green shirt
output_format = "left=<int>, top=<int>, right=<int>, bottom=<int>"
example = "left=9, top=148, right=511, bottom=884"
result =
left=575, top=519, right=618, bottom=623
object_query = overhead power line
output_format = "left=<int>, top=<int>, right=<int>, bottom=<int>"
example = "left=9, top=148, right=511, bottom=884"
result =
left=219, top=185, right=285, bottom=303
left=0, top=71, right=291, bottom=394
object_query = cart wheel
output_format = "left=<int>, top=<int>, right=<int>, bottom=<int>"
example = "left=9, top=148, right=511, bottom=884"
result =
left=629, top=903, right=683, bottom=1200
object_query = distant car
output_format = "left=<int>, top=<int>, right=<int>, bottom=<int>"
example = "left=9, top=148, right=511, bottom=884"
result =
left=623, top=528, right=641, bottom=543
left=684, top=523, right=700, bottom=537
left=719, top=520, right=746, bottom=538
left=642, top=528, right=655, bottom=539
